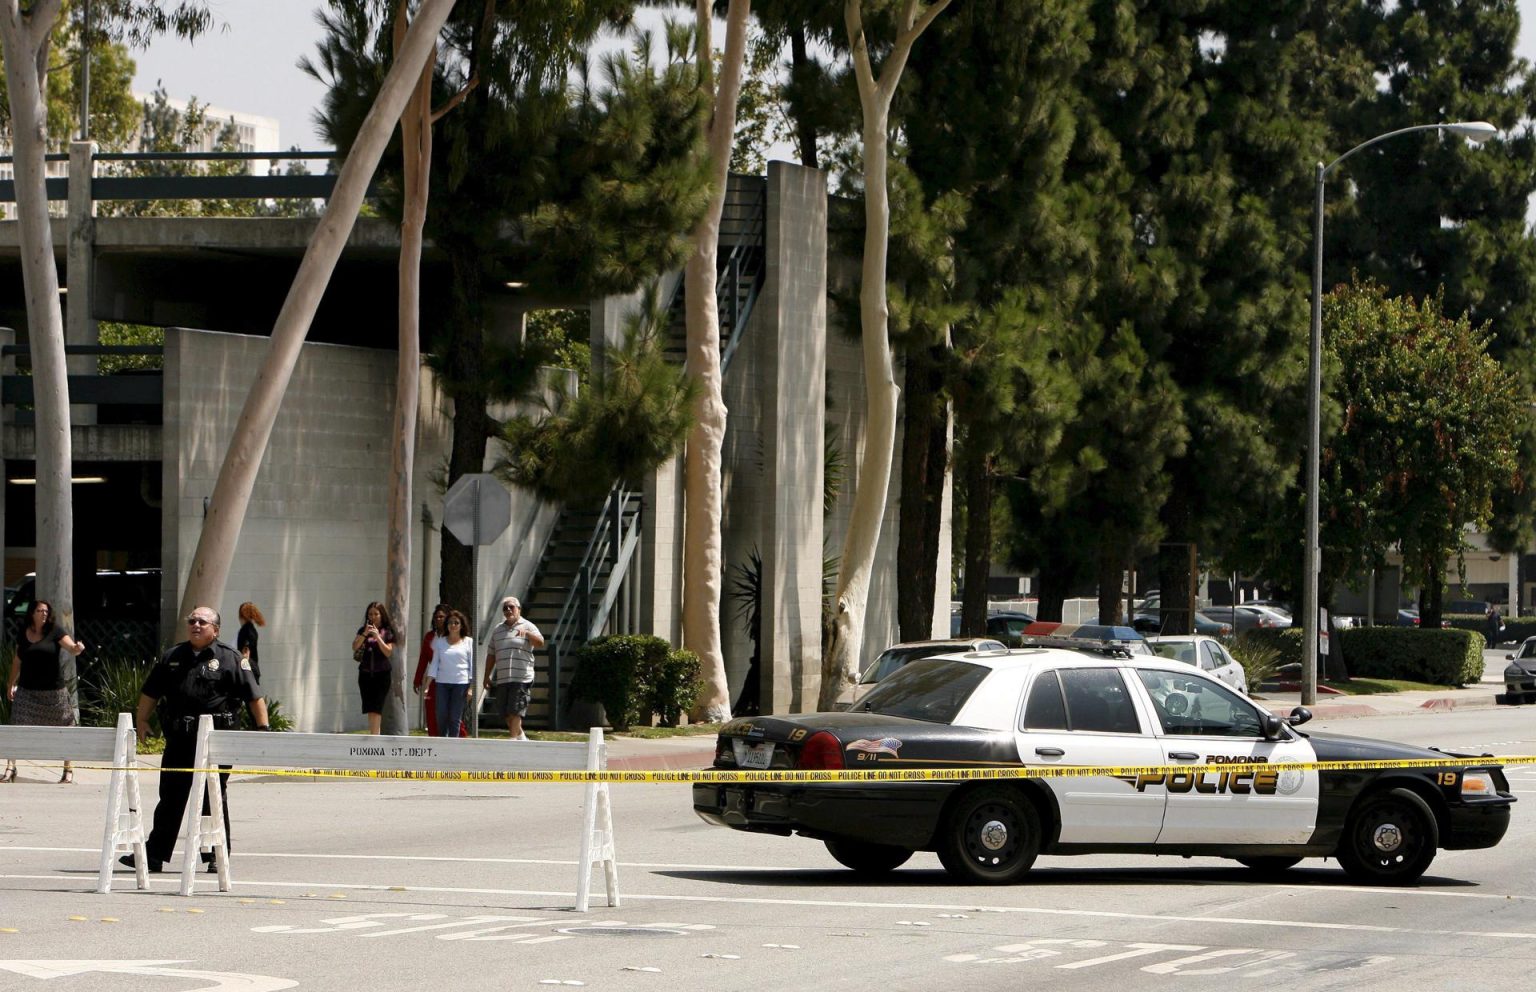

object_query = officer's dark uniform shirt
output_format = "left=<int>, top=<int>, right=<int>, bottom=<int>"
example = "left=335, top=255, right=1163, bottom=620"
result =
left=140, top=639, right=263, bottom=732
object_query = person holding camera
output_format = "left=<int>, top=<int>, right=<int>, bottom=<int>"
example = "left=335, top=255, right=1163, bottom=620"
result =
left=352, top=601, right=396, bottom=735
left=121, top=606, right=266, bottom=874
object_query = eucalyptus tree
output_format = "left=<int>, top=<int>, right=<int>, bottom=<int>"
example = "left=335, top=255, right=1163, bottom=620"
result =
left=2, top=0, right=211, bottom=631
left=179, top=0, right=460, bottom=620
left=673, top=0, right=751, bottom=723
left=308, top=2, right=710, bottom=629
left=820, top=0, right=951, bottom=711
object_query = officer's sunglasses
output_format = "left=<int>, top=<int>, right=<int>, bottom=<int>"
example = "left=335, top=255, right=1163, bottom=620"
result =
left=186, top=616, right=215, bottom=627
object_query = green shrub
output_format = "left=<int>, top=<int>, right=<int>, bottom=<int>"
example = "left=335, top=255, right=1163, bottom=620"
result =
left=640, top=648, right=702, bottom=727
left=1444, top=613, right=1536, bottom=645
left=1337, top=627, right=1484, bottom=685
left=1237, top=628, right=1303, bottom=670
left=1229, top=634, right=1284, bottom=695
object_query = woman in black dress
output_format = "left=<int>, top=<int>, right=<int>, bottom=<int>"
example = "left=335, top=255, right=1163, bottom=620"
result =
left=237, top=602, right=266, bottom=683
left=3, top=600, right=87, bottom=783
left=351, top=601, right=396, bottom=735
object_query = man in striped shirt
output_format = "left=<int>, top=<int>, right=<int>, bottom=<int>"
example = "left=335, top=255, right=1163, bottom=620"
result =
left=484, top=596, right=544, bottom=740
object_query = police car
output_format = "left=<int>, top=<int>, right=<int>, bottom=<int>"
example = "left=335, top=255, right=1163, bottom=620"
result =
left=693, top=640, right=1513, bottom=886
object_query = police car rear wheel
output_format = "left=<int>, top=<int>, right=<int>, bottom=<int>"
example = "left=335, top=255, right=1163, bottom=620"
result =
left=937, top=786, right=1040, bottom=884
left=824, top=839, right=913, bottom=877
left=1337, top=787, right=1439, bottom=885
left=1235, top=856, right=1302, bottom=875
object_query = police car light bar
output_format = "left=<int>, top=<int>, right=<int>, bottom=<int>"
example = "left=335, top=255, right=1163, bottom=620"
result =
left=1016, top=622, right=1152, bottom=657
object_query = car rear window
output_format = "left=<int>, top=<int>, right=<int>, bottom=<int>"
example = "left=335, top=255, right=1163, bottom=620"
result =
left=854, top=658, right=989, bottom=723
left=1152, top=642, right=1197, bottom=665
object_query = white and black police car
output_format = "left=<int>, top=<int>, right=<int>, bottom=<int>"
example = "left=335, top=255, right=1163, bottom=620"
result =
left=694, top=637, right=1513, bottom=886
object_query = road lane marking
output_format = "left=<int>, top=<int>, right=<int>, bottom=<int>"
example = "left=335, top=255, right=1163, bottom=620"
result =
left=4, top=873, right=1535, bottom=942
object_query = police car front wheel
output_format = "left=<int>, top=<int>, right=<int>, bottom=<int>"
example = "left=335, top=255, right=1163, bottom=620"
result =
left=1336, top=787, right=1439, bottom=885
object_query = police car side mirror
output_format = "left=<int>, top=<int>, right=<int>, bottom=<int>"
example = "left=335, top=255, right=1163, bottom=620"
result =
left=1287, top=706, right=1312, bottom=727
left=1260, top=713, right=1285, bottom=741
left=1507, top=653, right=1515, bottom=660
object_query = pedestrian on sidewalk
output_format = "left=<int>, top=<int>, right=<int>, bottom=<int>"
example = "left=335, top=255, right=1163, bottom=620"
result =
left=124, top=606, right=267, bottom=874
left=484, top=596, right=544, bottom=741
left=1485, top=602, right=1505, bottom=646
left=3, top=600, right=87, bottom=784
left=413, top=604, right=464, bottom=736
left=425, top=609, right=474, bottom=737
left=352, top=602, right=396, bottom=735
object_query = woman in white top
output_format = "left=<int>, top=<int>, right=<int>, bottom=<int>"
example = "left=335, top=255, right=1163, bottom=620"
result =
left=424, top=609, right=474, bottom=737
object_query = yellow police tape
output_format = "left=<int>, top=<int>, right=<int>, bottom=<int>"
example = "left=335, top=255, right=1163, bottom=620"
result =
left=79, top=753, right=1536, bottom=784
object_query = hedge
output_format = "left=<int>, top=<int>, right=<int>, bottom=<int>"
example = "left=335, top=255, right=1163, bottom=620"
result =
left=569, top=634, right=703, bottom=729
left=1241, top=626, right=1483, bottom=686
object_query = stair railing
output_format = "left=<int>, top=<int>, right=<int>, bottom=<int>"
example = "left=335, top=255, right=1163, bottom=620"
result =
left=544, top=173, right=768, bottom=725
left=546, top=485, right=643, bottom=727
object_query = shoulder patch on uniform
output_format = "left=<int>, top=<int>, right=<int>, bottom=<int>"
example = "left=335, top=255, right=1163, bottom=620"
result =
left=240, top=658, right=252, bottom=671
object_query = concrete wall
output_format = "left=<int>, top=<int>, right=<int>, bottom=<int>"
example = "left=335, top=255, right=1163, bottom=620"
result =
left=160, top=328, right=563, bottom=733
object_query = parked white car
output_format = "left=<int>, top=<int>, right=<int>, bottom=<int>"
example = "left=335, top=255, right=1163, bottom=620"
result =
left=1145, top=634, right=1248, bottom=694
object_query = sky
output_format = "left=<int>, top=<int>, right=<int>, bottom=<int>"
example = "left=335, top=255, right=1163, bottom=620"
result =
left=128, top=1, right=1536, bottom=155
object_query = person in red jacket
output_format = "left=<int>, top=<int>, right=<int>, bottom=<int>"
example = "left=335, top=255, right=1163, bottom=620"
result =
left=412, top=604, right=464, bottom=736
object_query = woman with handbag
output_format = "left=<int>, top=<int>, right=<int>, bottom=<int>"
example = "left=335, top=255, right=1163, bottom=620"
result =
left=351, top=601, right=396, bottom=735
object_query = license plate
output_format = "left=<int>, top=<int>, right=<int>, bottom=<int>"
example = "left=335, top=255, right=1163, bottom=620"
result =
left=732, top=739, right=774, bottom=769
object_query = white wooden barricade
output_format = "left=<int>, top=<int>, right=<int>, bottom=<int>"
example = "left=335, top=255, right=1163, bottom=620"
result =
left=181, top=717, right=620, bottom=910
left=0, top=713, right=148, bottom=892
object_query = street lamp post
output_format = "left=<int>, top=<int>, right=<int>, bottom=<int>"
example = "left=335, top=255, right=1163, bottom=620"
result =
left=1302, top=120, right=1498, bottom=705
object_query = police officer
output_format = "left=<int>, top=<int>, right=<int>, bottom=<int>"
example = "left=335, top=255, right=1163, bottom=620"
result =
left=122, top=605, right=268, bottom=873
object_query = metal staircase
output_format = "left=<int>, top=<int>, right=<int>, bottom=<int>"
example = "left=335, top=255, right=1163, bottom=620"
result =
left=525, top=174, right=768, bottom=729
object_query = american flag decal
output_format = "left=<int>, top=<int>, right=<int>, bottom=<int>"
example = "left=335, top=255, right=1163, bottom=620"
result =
left=845, top=737, right=903, bottom=756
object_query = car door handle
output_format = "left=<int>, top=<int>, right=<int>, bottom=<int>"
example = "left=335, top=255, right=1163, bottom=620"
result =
left=1169, top=751, right=1200, bottom=761
left=1034, top=747, right=1065, bottom=757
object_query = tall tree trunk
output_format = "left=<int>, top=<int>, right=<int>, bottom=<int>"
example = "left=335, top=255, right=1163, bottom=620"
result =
left=958, top=442, right=990, bottom=636
left=1096, top=544, right=1124, bottom=626
left=381, top=3, right=437, bottom=736
left=1035, top=554, right=1072, bottom=624
left=683, top=0, right=750, bottom=724
left=897, top=344, right=945, bottom=641
left=178, top=0, right=459, bottom=616
left=1, top=0, right=74, bottom=629
left=823, top=0, right=951, bottom=710
left=787, top=25, right=818, bottom=169
left=1157, top=483, right=1196, bottom=636
left=439, top=249, right=490, bottom=622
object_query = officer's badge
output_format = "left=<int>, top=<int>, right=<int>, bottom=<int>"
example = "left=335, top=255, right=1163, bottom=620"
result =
left=207, top=659, right=219, bottom=670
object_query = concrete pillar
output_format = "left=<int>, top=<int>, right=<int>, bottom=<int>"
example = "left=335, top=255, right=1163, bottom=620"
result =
left=66, top=141, right=98, bottom=426
left=758, top=161, right=827, bottom=713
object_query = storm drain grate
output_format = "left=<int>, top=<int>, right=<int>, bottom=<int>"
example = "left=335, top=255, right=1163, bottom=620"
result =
left=556, top=926, right=688, bottom=938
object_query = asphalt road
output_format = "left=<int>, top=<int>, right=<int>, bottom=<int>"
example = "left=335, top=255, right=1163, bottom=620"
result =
left=2, top=704, right=1534, bottom=991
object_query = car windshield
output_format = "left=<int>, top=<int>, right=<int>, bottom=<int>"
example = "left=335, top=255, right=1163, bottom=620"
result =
left=854, top=658, right=989, bottom=723
left=1518, top=640, right=1536, bottom=660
